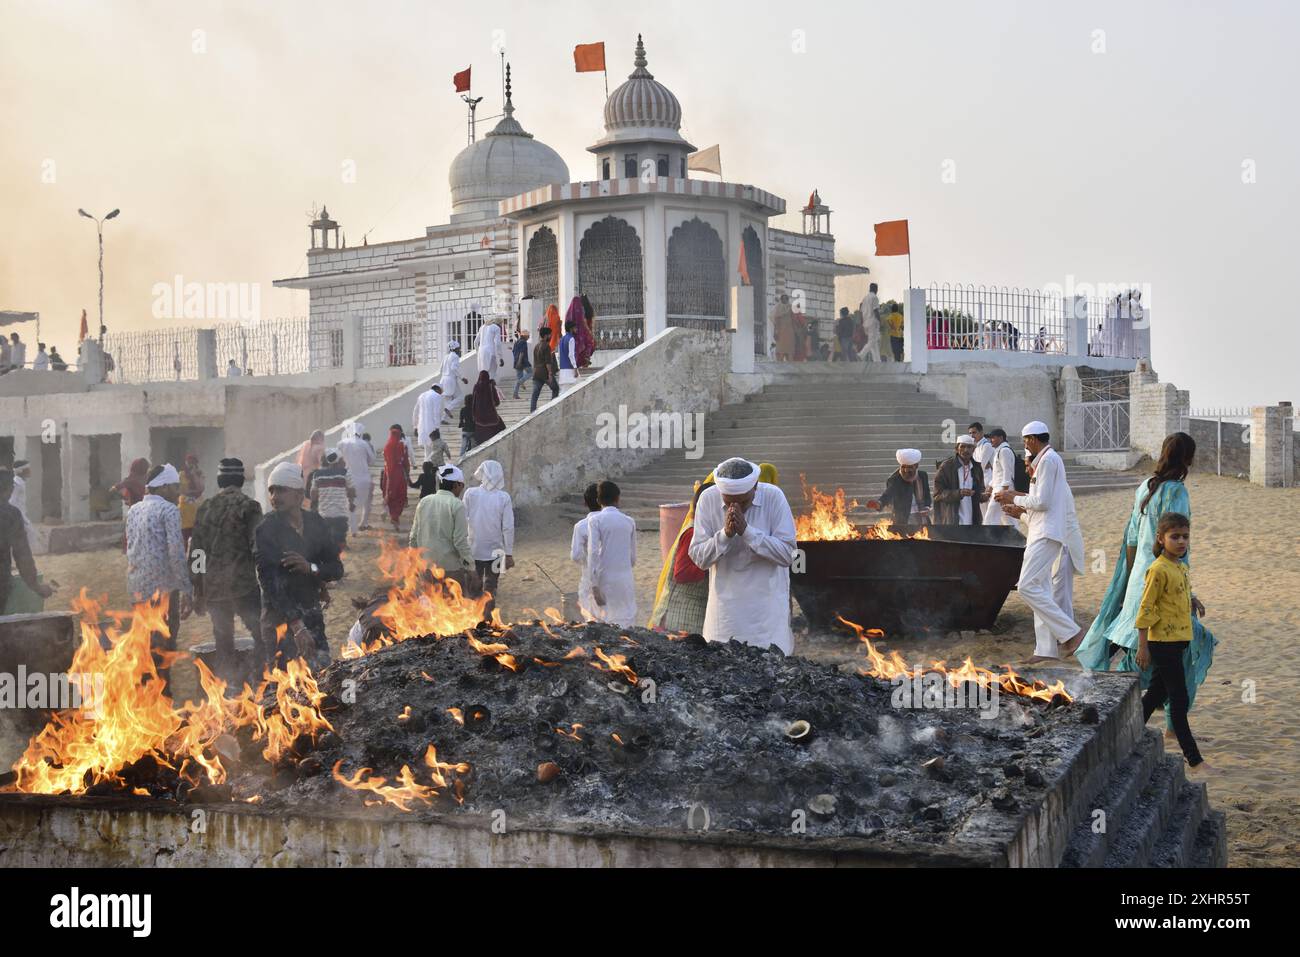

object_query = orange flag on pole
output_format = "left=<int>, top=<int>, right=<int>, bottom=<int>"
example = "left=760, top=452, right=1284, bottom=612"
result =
left=453, top=67, right=471, bottom=93
left=574, top=42, right=606, bottom=72
left=78, top=309, right=88, bottom=342
left=874, top=220, right=910, bottom=256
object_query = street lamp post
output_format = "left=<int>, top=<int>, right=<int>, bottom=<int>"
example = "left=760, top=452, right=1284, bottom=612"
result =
left=78, top=208, right=119, bottom=347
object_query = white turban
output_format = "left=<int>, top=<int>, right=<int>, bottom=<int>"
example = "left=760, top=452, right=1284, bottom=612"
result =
left=438, top=464, right=464, bottom=484
left=448, top=340, right=461, bottom=351
left=895, top=449, right=922, bottom=466
left=713, top=457, right=760, bottom=495
left=268, top=461, right=305, bottom=490
left=1021, top=420, right=1049, bottom=436
left=474, top=459, right=505, bottom=491
left=147, top=463, right=180, bottom=488
left=956, top=434, right=976, bottom=447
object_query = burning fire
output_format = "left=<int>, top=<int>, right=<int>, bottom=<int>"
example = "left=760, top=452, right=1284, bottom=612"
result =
left=795, top=478, right=929, bottom=541
left=838, top=617, right=1072, bottom=704
left=5, top=591, right=336, bottom=796
left=341, top=540, right=492, bottom=659
left=590, top=647, right=638, bottom=686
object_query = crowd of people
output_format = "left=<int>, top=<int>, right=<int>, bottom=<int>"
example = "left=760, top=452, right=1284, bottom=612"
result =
left=0, top=332, right=69, bottom=373
left=766, top=283, right=905, bottom=363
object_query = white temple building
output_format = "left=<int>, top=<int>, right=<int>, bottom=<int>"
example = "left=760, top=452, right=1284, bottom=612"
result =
left=274, top=36, right=867, bottom=366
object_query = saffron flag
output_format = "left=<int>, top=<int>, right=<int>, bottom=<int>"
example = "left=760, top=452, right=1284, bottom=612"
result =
left=574, top=42, right=606, bottom=72
left=453, top=67, right=471, bottom=93
left=874, top=219, right=910, bottom=256
left=78, top=309, right=88, bottom=342
left=687, top=144, right=722, bottom=176
left=738, top=241, right=751, bottom=286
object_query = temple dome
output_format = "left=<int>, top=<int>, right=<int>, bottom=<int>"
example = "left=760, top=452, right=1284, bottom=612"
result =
left=603, top=35, right=682, bottom=132
left=449, top=70, right=569, bottom=217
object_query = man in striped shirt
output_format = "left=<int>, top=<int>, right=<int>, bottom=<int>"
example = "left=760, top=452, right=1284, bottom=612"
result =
left=306, top=449, right=354, bottom=548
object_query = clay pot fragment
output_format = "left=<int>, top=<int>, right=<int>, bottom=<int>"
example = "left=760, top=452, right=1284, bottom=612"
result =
left=785, top=720, right=813, bottom=744
left=537, top=761, right=561, bottom=783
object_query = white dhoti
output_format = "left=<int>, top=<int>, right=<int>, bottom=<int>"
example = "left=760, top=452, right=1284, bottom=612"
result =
left=1052, top=546, right=1075, bottom=625
left=983, top=496, right=1016, bottom=526
left=1017, top=536, right=1078, bottom=658
left=351, top=476, right=373, bottom=532
left=860, top=324, right=880, bottom=362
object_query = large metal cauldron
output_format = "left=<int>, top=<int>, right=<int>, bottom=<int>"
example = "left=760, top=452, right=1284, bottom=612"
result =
left=791, top=523, right=1026, bottom=634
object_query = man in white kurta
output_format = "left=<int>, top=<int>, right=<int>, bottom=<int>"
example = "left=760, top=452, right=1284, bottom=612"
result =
left=994, top=422, right=1081, bottom=661
left=474, top=320, right=505, bottom=385
left=337, top=424, right=376, bottom=533
left=689, top=457, right=797, bottom=655
left=858, top=284, right=881, bottom=362
left=569, top=484, right=601, bottom=620
left=981, top=429, right=1018, bottom=526
left=586, top=482, right=638, bottom=627
left=438, top=343, right=465, bottom=414
left=1053, top=490, right=1085, bottom=627
left=463, top=460, right=514, bottom=616
left=412, top=385, right=446, bottom=457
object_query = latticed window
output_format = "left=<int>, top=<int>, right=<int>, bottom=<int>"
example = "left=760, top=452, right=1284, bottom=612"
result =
left=526, top=226, right=559, bottom=311
left=657, top=155, right=669, bottom=178
left=667, top=217, right=726, bottom=321
left=623, top=154, right=637, bottom=178
left=743, top=226, right=766, bottom=355
left=579, top=216, right=644, bottom=319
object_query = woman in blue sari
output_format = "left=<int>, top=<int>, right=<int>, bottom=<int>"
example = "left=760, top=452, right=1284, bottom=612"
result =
left=1073, top=433, right=1217, bottom=730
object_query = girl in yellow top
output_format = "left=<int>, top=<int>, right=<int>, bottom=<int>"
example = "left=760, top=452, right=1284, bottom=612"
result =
left=1135, top=512, right=1209, bottom=772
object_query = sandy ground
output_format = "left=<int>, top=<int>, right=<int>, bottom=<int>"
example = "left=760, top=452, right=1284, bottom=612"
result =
left=19, top=473, right=1300, bottom=867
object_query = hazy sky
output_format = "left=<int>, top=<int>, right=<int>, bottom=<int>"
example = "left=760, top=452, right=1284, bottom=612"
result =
left=3, top=0, right=1296, bottom=406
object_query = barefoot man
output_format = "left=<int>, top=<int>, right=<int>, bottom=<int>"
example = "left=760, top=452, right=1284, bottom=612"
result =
left=689, top=457, right=798, bottom=654
left=994, top=422, right=1084, bottom=662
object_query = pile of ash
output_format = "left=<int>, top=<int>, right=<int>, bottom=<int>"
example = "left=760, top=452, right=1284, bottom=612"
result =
left=231, top=622, right=1091, bottom=841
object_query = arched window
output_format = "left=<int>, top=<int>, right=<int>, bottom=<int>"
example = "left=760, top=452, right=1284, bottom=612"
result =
left=667, top=217, right=726, bottom=325
left=579, top=215, right=644, bottom=348
left=743, top=226, right=766, bottom=355
left=525, top=226, right=558, bottom=311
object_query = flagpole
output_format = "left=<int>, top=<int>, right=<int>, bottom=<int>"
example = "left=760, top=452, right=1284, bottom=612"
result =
left=603, top=65, right=609, bottom=99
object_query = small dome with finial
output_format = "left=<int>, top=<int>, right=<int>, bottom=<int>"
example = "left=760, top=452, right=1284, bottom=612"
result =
left=603, top=35, right=683, bottom=132
left=449, top=63, right=569, bottom=218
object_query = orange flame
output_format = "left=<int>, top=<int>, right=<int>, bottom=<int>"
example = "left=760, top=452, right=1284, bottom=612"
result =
left=555, top=723, right=584, bottom=741
left=837, top=617, right=1072, bottom=704
left=795, top=477, right=931, bottom=541
left=6, top=590, right=334, bottom=795
left=446, top=707, right=464, bottom=726
left=342, top=541, right=491, bottom=658
left=590, top=646, right=638, bottom=685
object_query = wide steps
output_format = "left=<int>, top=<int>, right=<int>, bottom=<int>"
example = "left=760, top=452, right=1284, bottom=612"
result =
left=1060, top=731, right=1164, bottom=867
left=1101, top=755, right=1184, bottom=868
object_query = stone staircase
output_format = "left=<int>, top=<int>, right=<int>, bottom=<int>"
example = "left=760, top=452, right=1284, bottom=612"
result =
left=559, top=366, right=1142, bottom=530
left=365, top=364, right=605, bottom=530
left=1060, top=730, right=1228, bottom=867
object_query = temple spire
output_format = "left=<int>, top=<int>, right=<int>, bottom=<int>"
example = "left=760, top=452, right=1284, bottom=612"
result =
left=631, top=34, right=653, bottom=78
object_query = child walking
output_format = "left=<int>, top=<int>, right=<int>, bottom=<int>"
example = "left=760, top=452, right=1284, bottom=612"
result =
left=1135, top=512, right=1212, bottom=774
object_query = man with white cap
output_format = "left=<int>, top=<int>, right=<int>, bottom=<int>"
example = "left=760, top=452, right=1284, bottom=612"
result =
left=438, top=341, right=468, bottom=416
left=689, top=457, right=798, bottom=654
left=933, top=435, right=988, bottom=525
left=464, top=460, right=514, bottom=616
left=409, top=464, right=479, bottom=596
left=867, top=449, right=932, bottom=527
left=255, top=461, right=344, bottom=669
left=337, top=421, right=375, bottom=533
left=981, top=429, right=1018, bottom=526
left=126, top=463, right=193, bottom=696
left=412, top=385, right=446, bottom=462
left=474, top=318, right=506, bottom=385
left=994, top=421, right=1083, bottom=661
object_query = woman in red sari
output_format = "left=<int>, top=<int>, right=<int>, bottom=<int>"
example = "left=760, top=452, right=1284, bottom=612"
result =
left=112, top=457, right=150, bottom=508
left=568, top=295, right=595, bottom=368
left=379, top=424, right=411, bottom=531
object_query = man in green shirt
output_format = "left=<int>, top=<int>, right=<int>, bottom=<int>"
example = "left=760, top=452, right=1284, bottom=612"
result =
left=409, top=464, right=480, bottom=596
